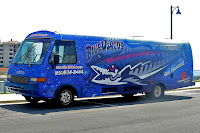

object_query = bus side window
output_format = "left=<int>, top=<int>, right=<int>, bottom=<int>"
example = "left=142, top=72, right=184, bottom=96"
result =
left=49, top=40, right=77, bottom=64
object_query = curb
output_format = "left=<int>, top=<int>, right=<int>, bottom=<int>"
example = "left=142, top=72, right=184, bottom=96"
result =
left=169, top=87, right=200, bottom=91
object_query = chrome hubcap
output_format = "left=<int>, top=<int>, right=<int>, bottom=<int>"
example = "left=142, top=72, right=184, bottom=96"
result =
left=60, top=90, right=71, bottom=104
left=154, top=86, right=162, bottom=97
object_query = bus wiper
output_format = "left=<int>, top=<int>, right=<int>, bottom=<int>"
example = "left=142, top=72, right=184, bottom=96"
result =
left=27, top=56, right=31, bottom=67
left=23, top=46, right=34, bottom=67
left=32, top=54, right=39, bottom=62
left=14, top=46, right=33, bottom=65
left=14, top=52, right=29, bottom=66
left=28, top=54, right=39, bottom=66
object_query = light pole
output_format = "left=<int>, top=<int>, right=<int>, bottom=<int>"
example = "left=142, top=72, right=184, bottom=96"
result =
left=171, top=5, right=181, bottom=39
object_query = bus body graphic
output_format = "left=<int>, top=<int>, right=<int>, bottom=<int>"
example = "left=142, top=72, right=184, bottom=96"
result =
left=5, top=31, right=195, bottom=106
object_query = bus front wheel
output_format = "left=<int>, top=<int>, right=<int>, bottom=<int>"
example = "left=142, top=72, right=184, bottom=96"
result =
left=56, top=89, right=74, bottom=107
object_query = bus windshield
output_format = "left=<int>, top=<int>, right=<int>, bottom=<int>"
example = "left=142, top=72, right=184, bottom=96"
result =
left=12, top=38, right=52, bottom=65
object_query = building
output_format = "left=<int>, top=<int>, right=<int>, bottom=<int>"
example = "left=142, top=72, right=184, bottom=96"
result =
left=0, top=40, right=21, bottom=68
left=0, top=68, right=8, bottom=74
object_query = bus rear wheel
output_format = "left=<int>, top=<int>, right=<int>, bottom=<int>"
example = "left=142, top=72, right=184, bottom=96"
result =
left=146, top=85, right=164, bottom=99
left=56, top=89, right=74, bottom=107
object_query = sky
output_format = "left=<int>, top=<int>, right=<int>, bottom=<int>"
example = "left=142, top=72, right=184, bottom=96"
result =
left=0, top=0, right=199, bottom=70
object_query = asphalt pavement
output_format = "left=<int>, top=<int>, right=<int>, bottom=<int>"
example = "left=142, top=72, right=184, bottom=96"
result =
left=0, top=82, right=199, bottom=103
left=1, top=86, right=200, bottom=133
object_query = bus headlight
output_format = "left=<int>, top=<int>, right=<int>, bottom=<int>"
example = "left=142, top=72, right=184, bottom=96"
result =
left=30, top=77, right=45, bottom=82
left=7, top=74, right=11, bottom=79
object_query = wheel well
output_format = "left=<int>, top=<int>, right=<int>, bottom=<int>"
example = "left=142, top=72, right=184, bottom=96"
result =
left=158, top=83, right=166, bottom=90
left=56, top=85, right=78, bottom=98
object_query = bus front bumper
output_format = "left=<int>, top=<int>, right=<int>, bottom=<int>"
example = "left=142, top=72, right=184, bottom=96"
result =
left=5, top=80, right=41, bottom=98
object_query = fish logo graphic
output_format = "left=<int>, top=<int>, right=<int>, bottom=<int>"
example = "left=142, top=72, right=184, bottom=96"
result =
left=91, top=61, right=167, bottom=85
left=90, top=45, right=188, bottom=86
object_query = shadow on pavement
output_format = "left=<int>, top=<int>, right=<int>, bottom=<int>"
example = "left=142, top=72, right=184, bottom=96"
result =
left=0, top=94, right=192, bottom=115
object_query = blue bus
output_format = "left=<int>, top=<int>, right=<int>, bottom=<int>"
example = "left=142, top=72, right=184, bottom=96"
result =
left=5, top=31, right=195, bottom=106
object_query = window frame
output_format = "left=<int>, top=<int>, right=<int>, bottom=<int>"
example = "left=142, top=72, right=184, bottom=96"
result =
left=48, top=40, right=77, bottom=64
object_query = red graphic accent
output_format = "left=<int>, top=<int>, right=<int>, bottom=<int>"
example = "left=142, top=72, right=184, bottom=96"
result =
left=102, top=51, right=165, bottom=64
left=182, top=72, right=187, bottom=79
left=110, top=65, right=115, bottom=71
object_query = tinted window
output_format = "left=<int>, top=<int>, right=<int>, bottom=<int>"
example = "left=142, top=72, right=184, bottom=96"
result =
left=49, top=40, right=77, bottom=64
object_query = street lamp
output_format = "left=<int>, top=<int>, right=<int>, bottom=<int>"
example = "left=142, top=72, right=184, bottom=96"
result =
left=171, top=5, right=181, bottom=39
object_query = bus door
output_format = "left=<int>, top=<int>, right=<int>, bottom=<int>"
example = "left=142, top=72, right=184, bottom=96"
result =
left=48, top=40, right=82, bottom=86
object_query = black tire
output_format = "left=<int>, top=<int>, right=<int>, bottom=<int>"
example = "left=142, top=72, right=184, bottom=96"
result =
left=56, top=89, right=74, bottom=107
left=122, top=94, right=134, bottom=98
left=45, top=98, right=56, bottom=104
left=24, top=96, right=39, bottom=104
left=146, top=85, right=164, bottom=99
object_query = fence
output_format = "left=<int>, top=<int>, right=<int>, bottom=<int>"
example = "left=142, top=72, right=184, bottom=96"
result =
left=0, top=80, right=7, bottom=93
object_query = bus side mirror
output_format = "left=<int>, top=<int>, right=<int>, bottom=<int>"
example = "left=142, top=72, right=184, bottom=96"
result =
left=54, top=55, right=59, bottom=65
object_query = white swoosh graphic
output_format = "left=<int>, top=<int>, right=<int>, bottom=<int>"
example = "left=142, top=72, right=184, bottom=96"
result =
left=139, top=65, right=167, bottom=79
